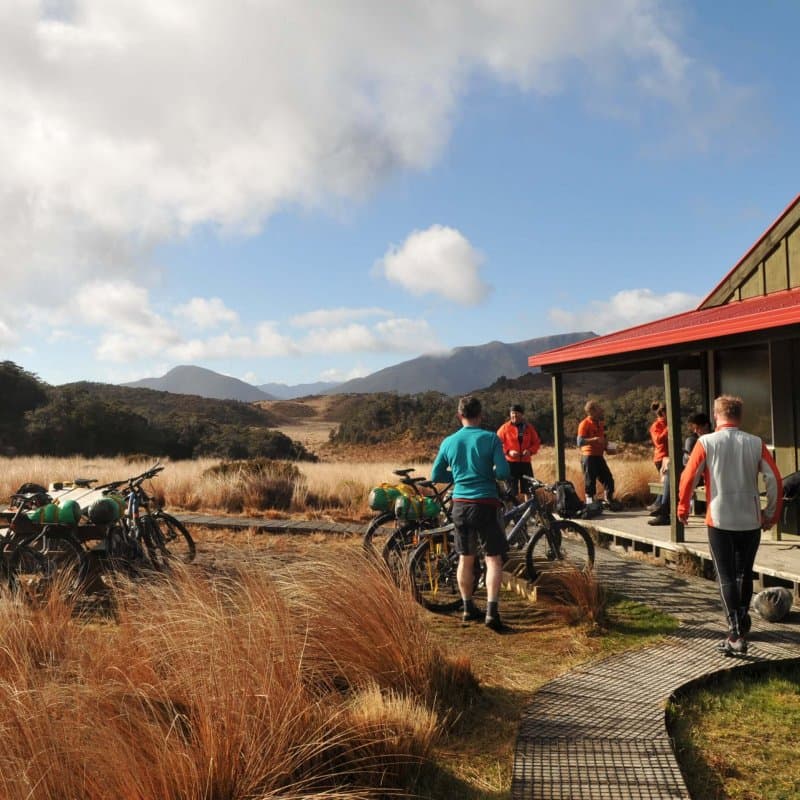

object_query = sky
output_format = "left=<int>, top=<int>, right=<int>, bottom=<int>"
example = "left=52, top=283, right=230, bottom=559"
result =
left=2, top=0, right=800, bottom=388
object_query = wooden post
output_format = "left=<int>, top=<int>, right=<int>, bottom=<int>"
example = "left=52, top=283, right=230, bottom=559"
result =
left=664, top=359, right=684, bottom=543
left=552, top=373, right=566, bottom=482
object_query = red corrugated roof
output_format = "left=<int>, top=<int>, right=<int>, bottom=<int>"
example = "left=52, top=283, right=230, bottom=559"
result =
left=529, top=288, right=800, bottom=368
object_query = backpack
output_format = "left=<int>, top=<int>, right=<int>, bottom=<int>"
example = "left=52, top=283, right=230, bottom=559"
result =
left=578, top=500, right=604, bottom=519
left=554, top=481, right=585, bottom=518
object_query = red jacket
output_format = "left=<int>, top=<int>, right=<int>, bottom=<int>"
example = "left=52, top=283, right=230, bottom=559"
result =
left=497, top=420, right=541, bottom=463
left=649, top=417, right=669, bottom=463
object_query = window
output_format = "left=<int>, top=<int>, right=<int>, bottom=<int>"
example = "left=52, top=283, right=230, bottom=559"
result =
left=715, top=345, right=772, bottom=443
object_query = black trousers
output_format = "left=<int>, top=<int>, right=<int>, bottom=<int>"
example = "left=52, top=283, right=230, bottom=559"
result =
left=581, top=455, right=615, bottom=499
left=707, top=526, right=761, bottom=636
left=506, top=461, right=533, bottom=496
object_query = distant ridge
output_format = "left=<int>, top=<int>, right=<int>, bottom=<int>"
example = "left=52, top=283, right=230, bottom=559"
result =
left=259, top=381, right=341, bottom=399
left=124, top=365, right=275, bottom=402
left=326, top=332, right=596, bottom=395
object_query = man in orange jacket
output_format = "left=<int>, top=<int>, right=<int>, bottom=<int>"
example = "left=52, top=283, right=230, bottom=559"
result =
left=497, top=404, right=541, bottom=497
left=577, top=399, right=618, bottom=508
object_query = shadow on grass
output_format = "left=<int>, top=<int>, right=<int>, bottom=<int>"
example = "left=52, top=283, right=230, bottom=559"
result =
left=410, top=685, right=529, bottom=799
left=411, top=762, right=511, bottom=800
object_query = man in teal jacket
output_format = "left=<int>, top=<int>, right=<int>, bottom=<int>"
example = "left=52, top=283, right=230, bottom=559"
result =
left=431, top=395, right=510, bottom=631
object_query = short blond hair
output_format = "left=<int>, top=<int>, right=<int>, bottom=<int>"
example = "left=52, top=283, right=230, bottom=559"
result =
left=714, top=395, right=743, bottom=421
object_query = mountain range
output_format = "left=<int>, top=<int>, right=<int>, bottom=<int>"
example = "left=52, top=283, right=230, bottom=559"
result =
left=123, top=332, right=595, bottom=402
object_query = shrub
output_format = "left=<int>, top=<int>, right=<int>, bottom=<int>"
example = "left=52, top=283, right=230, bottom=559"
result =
left=202, top=459, right=307, bottom=511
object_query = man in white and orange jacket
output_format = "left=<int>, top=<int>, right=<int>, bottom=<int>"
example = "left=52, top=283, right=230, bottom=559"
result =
left=497, top=404, right=540, bottom=497
left=678, top=395, right=783, bottom=656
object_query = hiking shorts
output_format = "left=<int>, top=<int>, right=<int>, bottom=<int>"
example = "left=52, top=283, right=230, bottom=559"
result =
left=451, top=502, right=507, bottom=558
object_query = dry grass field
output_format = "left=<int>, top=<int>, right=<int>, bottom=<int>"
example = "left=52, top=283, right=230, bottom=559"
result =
left=0, top=446, right=658, bottom=519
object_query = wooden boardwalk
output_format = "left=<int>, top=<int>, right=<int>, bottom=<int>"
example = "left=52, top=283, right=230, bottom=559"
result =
left=175, top=512, right=363, bottom=536
left=512, top=542, right=800, bottom=799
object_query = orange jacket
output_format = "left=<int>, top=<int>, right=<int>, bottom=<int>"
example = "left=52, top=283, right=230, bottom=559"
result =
left=649, top=417, right=669, bottom=463
left=496, top=420, right=541, bottom=463
left=577, top=416, right=605, bottom=456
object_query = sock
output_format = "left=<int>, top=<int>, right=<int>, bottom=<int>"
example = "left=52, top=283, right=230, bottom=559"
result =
left=463, top=598, right=475, bottom=612
left=486, top=601, right=499, bottom=618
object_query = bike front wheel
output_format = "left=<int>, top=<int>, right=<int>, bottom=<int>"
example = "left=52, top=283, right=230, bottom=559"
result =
left=151, top=512, right=196, bottom=563
left=408, top=532, right=483, bottom=612
left=524, top=520, right=595, bottom=583
left=408, top=535, right=462, bottom=612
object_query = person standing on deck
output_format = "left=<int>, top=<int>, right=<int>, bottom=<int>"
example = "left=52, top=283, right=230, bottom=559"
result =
left=678, top=395, right=782, bottom=656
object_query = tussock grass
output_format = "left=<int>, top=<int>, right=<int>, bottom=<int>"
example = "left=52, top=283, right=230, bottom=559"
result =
left=542, top=567, right=609, bottom=630
left=0, top=549, right=475, bottom=799
left=0, top=447, right=658, bottom=517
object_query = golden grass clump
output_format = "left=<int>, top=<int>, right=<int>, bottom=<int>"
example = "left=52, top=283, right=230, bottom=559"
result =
left=0, top=547, right=475, bottom=799
left=542, top=567, right=609, bottom=630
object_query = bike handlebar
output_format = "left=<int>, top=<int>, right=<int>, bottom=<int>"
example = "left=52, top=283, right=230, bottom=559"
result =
left=95, top=464, right=165, bottom=493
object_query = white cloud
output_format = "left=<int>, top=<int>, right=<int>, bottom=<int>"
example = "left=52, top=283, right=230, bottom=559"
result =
left=300, top=318, right=439, bottom=354
left=173, top=297, right=239, bottom=328
left=0, top=0, right=751, bottom=301
left=548, top=288, right=700, bottom=334
left=290, top=307, right=392, bottom=328
left=376, top=225, right=490, bottom=305
left=0, top=319, right=18, bottom=347
left=320, top=364, right=369, bottom=382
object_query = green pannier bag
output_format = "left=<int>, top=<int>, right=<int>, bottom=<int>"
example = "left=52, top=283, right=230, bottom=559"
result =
left=394, top=494, right=441, bottom=521
left=26, top=503, right=61, bottom=524
left=367, top=483, right=403, bottom=512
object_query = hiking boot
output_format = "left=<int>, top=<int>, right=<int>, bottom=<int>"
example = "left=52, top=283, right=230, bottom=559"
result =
left=603, top=499, right=623, bottom=512
left=647, top=515, right=670, bottom=526
left=462, top=603, right=482, bottom=623
left=485, top=612, right=506, bottom=632
left=646, top=501, right=661, bottom=513
left=716, top=636, right=748, bottom=656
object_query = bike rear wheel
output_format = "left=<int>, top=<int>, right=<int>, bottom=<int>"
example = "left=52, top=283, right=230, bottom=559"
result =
left=6, top=544, right=48, bottom=598
left=363, top=512, right=398, bottom=559
left=381, top=523, right=422, bottom=580
left=18, top=528, right=87, bottom=596
left=524, top=520, right=595, bottom=582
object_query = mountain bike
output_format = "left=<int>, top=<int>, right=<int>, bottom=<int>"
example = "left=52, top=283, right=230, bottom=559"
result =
left=362, top=468, right=452, bottom=562
left=514, top=477, right=595, bottom=582
left=104, top=465, right=196, bottom=566
left=406, top=476, right=595, bottom=611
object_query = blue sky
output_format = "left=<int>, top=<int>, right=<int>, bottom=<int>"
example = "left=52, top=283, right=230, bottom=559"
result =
left=2, top=1, right=799, bottom=388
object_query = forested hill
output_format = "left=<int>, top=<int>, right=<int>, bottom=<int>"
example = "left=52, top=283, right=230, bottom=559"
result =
left=330, top=374, right=703, bottom=455
left=0, top=362, right=315, bottom=461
